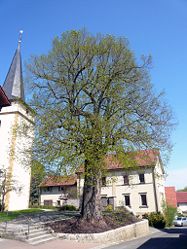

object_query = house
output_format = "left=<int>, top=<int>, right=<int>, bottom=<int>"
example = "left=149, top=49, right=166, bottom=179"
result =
left=176, top=192, right=187, bottom=213
left=0, top=32, right=34, bottom=211
left=77, top=149, right=165, bottom=215
left=39, top=175, right=79, bottom=207
left=40, top=149, right=166, bottom=215
left=165, top=186, right=177, bottom=208
left=165, top=186, right=187, bottom=213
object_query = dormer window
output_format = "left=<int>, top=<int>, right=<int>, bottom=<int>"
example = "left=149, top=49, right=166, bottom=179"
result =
left=139, top=173, right=145, bottom=184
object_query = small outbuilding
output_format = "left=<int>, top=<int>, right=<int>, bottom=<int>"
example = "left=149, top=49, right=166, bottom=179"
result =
left=176, top=192, right=187, bottom=213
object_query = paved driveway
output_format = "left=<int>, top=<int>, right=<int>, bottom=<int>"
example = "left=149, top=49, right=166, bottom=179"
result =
left=0, top=238, right=101, bottom=249
left=105, top=227, right=187, bottom=249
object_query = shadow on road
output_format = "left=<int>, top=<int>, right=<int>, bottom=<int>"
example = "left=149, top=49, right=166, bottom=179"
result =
left=137, top=228, right=187, bottom=249
left=162, top=227, right=187, bottom=235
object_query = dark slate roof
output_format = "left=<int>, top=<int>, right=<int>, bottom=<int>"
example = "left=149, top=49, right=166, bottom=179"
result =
left=3, top=41, right=24, bottom=101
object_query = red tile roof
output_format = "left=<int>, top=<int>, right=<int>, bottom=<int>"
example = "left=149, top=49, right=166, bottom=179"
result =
left=0, top=86, right=10, bottom=109
left=106, top=149, right=159, bottom=170
left=40, top=175, right=77, bottom=187
left=176, top=192, right=187, bottom=203
left=165, top=187, right=177, bottom=208
left=77, top=149, right=159, bottom=173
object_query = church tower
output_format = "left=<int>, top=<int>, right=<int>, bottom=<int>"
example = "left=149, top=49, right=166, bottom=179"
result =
left=0, top=31, right=34, bottom=211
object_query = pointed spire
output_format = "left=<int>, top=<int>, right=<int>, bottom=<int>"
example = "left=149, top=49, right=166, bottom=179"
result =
left=3, top=30, right=25, bottom=101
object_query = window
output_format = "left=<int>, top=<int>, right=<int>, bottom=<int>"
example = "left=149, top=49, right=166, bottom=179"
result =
left=108, top=197, right=114, bottom=206
left=101, top=197, right=114, bottom=207
left=123, top=175, right=129, bottom=185
left=58, top=186, right=64, bottom=192
left=140, top=193, right=147, bottom=206
left=101, top=197, right=108, bottom=207
left=139, top=174, right=145, bottom=184
left=44, top=200, right=53, bottom=206
left=102, top=177, right=106, bottom=186
left=124, top=195, right=130, bottom=206
left=42, top=187, right=52, bottom=192
left=43, top=187, right=50, bottom=193
left=47, top=187, right=52, bottom=192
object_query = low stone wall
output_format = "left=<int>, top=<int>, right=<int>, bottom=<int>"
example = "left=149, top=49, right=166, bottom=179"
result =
left=57, top=219, right=149, bottom=243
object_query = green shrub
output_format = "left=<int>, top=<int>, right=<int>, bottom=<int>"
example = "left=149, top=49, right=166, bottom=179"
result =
left=41, top=205, right=56, bottom=209
left=164, top=205, right=177, bottom=227
left=144, top=212, right=166, bottom=229
left=115, top=206, right=127, bottom=212
left=58, top=205, right=77, bottom=211
left=29, top=204, right=57, bottom=210
left=142, top=213, right=149, bottom=219
left=29, top=203, right=40, bottom=208
left=105, top=204, right=113, bottom=212
left=177, top=212, right=183, bottom=217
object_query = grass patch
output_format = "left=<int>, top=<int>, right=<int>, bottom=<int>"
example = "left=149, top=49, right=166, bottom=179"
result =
left=0, top=208, right=45, bottom=222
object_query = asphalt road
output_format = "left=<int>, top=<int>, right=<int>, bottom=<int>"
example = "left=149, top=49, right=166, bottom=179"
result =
left=104, top=227, right=187, bottom=249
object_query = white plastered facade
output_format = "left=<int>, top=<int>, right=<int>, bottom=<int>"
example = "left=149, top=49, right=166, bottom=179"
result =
left=177, top=203, right=187, bottom=213
left=40, top=185, right=79, bottom=208
left=77, top=158, right=166, bottom=215
left=0, top=101, right=34, bottom=211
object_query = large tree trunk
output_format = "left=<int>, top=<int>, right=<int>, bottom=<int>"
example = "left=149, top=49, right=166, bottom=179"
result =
left=1, top=192, right=5, bottom=212
left=81, top=160, right=102, bottom=220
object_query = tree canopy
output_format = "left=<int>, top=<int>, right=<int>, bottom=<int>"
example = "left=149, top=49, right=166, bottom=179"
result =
left=27, top=29, right=174, bottom=218
left=177, top=186, right=187, bottom=192
left=30, top=160, right=46, bottom=206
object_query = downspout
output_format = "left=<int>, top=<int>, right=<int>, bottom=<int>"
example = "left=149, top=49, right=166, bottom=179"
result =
left=152, top=167, right=159, bottom=212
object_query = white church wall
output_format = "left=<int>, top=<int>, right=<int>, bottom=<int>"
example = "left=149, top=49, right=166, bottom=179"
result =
left=0, top=101, right=34, bottom=211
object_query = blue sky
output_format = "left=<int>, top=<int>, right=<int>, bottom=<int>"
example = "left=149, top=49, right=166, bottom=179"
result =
left=0, top=0, right=186, bottom=189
